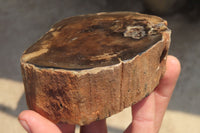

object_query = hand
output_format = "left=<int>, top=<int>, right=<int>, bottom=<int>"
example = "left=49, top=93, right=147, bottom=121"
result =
left=18, top=55, right=181, bottom=133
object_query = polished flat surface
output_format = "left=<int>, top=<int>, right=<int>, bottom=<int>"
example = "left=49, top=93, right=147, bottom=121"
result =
left=22, top=12, right=163, bottom=69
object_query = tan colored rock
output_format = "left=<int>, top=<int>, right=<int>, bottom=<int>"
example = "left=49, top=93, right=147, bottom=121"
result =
left=21, top=12, right=171, bottom=125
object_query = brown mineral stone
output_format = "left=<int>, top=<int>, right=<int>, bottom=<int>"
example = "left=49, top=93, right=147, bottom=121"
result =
left=21, top=12, right=171, bottom=125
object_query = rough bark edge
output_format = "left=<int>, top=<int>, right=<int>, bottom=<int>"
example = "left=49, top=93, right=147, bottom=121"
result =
left=21, top=30, right=171, bottom=125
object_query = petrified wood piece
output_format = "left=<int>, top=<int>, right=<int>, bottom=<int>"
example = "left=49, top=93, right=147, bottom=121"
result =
left=21, top=12, right=171, bottom=125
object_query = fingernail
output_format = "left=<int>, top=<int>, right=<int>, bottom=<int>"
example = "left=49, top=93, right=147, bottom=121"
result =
left=19, top=120, right=31, bottom=133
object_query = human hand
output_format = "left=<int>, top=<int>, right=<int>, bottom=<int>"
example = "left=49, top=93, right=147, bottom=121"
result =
left=18, top=55, right=181, bottom=133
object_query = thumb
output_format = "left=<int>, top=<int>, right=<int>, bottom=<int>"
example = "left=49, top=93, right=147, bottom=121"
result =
left=18, top=110, right=62, bottom=133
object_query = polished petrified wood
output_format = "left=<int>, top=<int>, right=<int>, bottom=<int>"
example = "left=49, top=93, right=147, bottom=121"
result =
left=21, top=12, right=171, bottom=125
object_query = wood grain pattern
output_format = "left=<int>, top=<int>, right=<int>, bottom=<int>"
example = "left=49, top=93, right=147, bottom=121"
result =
left=21, top=12, right=171, bottom=125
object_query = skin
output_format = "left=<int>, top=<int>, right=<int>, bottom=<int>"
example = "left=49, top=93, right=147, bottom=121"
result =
left=18, top=55, right=181, bottom=133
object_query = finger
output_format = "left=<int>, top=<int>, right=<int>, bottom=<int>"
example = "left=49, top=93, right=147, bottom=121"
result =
left=57, top=122, right=76, bottom=133
left=18, top=110, right=75, bottom=133
left=154, top=55, right=181, bottom=132
left=124, top=93, right=156, bottom=133
left=80, top=119, right=107, bottom=133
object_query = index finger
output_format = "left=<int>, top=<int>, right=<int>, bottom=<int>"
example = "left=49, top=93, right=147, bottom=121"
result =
left=154, top=55, right=181, bottom=131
